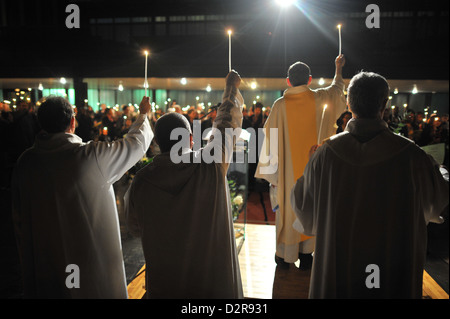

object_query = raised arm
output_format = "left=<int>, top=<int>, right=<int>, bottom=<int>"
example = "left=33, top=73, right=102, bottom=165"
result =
left=204, top=70, right=243, bottom=173
left=93, top=96, right=154, bottom=184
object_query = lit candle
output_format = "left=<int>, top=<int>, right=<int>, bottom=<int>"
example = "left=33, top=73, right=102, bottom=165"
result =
left=337, top=24, right=342, bottom=56
left=227, top=29, right=232, bottom=72
left=144, top=50, right=149, bottom=96
left=317, top=104, right=327, bottom=145
left=102, top=126, right=108, bottom=136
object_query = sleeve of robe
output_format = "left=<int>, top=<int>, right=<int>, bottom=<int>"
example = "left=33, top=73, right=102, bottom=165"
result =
left=253, top=98, right=281, bottom=186
left=203, top=76, right=244, bottom=174
left=94, top=113, right=153, bottom=184
left=419, top=154, right=449, bottom=224
left=124, top=176, right=141, bottom=237
left=313, top=73, right=347, bottom=142
left=290, top=150, right=319, bottom=236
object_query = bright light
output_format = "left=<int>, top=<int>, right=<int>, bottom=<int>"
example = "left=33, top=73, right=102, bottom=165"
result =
left=412, top=86, right=418, bottom=94
left=318, top=78, right=325, bottom=86
left=180, top=78, right=187, bottom=85
left=394, top=88, right=398, bottom=94
left=250, top=82, right=257, bottom=89
left=118, top=84, right=124, bottom=91
left=337, top=24, right=342, bottom=29
left=144, top=50, right=149, bottom=56
left=324, top=104, right=328, bottom=110
left=60, top=77, right=66, bottom=84
left=275, top=0, right=295, bottom=7
left=206, top=85, right=212, bottom=92
left=38, top=83, right=44, bottom=90
left=227, top=29, right=232, bottom=35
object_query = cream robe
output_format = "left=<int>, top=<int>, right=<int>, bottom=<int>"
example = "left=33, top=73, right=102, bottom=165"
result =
left=255, top=74, right=346, bottom=262
left=292, top=118, right=448, bottom=298
left=125, top=88, right=244, bottom=298
left=12, top=114, right=153, bottom=298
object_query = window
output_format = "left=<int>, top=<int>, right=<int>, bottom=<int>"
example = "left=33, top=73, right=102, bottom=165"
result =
left=114, top=17, right=130, bottom=23
left=131, top=17, right=149, bottom=23
left=170, top=16, right=187, bottom=22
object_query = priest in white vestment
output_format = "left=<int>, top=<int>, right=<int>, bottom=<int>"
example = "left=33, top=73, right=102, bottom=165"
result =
left=292, top=71, right=448, bottom=298
left=255, top=55, right=347, bottom=267
left=12, top=96, right=153, bottom=298
left=125, top=71, right=243, bottom=299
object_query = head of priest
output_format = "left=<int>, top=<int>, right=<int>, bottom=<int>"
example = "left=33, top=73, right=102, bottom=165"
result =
left=154, top=112, right=194, bottom=153
left=37, top=96, right=75, bottom=134
left=286, top=62, right=312, bottom=87
left=347, top=71, right=390, bottom=120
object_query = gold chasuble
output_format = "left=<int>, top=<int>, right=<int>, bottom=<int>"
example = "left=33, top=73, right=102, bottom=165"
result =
left=284, top=91, right=316, bottom=242
left=255, top=72, right=346, bottom=263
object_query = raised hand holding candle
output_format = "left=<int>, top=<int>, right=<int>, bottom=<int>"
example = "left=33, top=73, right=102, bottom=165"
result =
left=317, top=104, right=327, bottom=145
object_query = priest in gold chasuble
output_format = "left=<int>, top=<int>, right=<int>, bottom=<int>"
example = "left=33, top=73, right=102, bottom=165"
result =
left=255, top=55, right=346, bottom=266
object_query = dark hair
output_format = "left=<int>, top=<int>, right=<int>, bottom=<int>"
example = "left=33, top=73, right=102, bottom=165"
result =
left=287, top=62, right=311, bottom=87
left=347, top=71, right=390, bottom=119
left=154, top=112, right=191, bottom=153
left=37, top=96, right=74, bottom=133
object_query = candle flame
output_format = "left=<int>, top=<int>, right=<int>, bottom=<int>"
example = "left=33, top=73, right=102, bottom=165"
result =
left=227, top=29, right=232, bottom=35
left=144, top=50, right=149, bottom=56
left=324, top=104, right=328, bottom=110
left=337, top=24, right=341, bottom=29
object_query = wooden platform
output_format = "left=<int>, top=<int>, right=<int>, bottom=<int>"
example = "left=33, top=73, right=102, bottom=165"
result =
left=127, top=223, right=448, bottom=299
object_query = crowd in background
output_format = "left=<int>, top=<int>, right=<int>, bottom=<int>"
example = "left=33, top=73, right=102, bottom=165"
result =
left=1, top=98, right=448, bottom=169
left=2, top=96, right=448, bottom=197
left=0, top=98, right=270, bottom=176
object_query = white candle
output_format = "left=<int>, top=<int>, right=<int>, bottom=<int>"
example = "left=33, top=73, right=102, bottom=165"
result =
left=318, top=104, right=327, bottom=145
left=227, top=29, right=232, bottom=72
left=144, top=50, right=149, bottom=96
left=337, top=24, right=342, bottom=56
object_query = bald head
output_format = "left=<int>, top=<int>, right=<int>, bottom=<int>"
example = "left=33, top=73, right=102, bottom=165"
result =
left=155, top=112, right=191, bottom=153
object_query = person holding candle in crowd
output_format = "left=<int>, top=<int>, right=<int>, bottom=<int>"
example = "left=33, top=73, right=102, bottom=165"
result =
left=12, top=95, right=153, bottom=298
left=125, top=70, right=244, bottom=299
left=291, top=71, right=448, bottom=298
left=255, top=54, right=346, bottom=269
left=336, top=111, right=352, bottom=134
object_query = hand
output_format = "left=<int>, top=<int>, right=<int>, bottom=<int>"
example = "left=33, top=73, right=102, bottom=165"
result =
left=335, top=54, right=345, bottom=71
left=139, top=96, right=151, bottom=114
left=226, top=70, right=241, bottom=88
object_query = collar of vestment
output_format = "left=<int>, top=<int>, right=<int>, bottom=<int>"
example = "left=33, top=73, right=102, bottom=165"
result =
left=326, top=118, right=413, bottom=165
left=344, top=118, right=389, bottom=143
left=283, top=85, right=310, bottom=97
left=34, top=131, right=83, bottom=151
